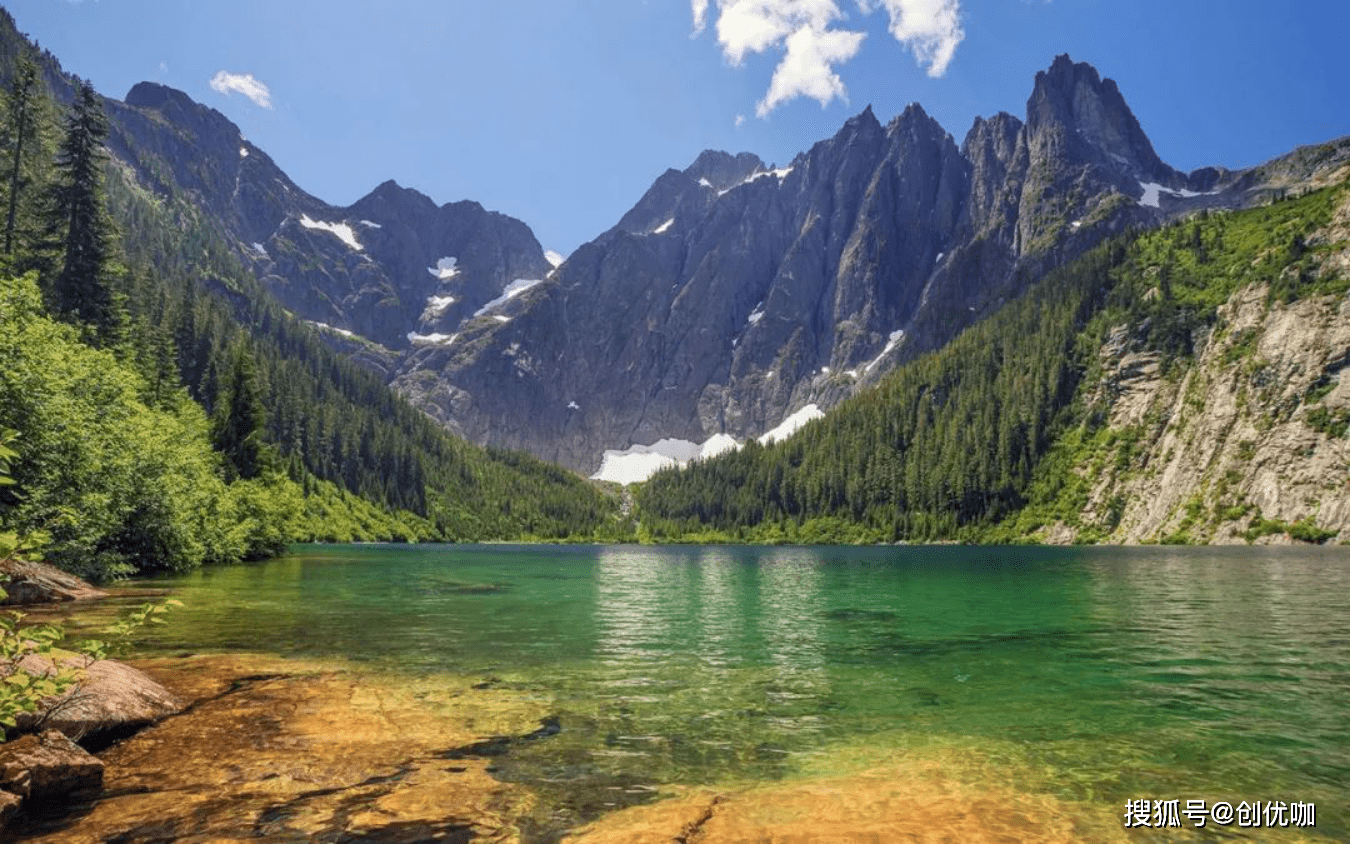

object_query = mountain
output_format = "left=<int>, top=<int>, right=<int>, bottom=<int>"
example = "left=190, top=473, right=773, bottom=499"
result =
left=389, top=54, right=1348, bottom=477
left=635, top=176, right=1350, bottom=544
left=21, top=20, right=1346, bottom=485
left=106, top=82, right=552, bottom=367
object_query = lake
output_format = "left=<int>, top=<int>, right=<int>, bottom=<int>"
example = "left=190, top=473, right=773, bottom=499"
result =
left=113, top=543, right=1350, bottom=840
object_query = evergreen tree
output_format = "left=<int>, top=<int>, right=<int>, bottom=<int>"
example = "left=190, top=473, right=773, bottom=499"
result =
left=213, top=344, right=269, bottom=480
left=1, top=54, right=52, bottom=262
left=45, top=79, right=120, bottom=344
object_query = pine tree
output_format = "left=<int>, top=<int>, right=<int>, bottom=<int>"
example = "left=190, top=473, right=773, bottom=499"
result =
left=1, top=54, right=53, bottom=263
left=46, top=79, right=121, bottom=344
left=213, top=345, right=269, bottom=480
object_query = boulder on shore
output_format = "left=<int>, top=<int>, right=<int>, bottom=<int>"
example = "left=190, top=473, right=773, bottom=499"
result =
left=13, top=653, right=181, bottom=743
left=0, top=558, right=107, bottom=605
left=0, top=728, right=104, bottom=805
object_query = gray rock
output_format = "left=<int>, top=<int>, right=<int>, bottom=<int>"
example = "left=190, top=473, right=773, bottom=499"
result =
left=91, top=55, right=1350, bottom=478
left=14, top=654, right=181, bottom=743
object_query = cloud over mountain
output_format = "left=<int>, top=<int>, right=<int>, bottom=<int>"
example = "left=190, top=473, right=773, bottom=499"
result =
left=692, top=0, right=964, bottom=115
left=209, top=70, right=273, bottom=109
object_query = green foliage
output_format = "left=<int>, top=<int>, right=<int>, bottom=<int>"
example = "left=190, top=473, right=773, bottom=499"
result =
left=0, top=428, right=81, bottom=731
left=101, top=161, right=618, bottom=543
left=1304, top=405, right=1350, bottom=438
left=1287, top=517, right=1337, bottom=544
left=638, top=236, right=1119, bottom=542
left=211, top=344, right=270, bottom=481
left=1, top=52, right=54, bottom=263
left=78, top=598, right=182, bottom=662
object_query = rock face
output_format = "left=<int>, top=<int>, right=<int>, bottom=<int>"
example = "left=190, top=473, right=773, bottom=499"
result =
left=75, top=41, right=1350, bottom=476
left=14, top=653, right=181, bottom=743
left=1040, top=185, right=1350, bottom=544
left=0, top=558, right=107, bottom=605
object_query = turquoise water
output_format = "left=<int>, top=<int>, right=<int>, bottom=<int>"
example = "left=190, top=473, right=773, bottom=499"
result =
left=117, top=544, right=1350, bottom=838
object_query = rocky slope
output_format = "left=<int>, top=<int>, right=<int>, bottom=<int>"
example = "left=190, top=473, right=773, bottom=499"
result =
left=1040, top=174, right=1350, bottom=545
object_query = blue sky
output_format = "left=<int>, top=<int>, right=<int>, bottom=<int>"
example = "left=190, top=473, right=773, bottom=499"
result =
left=8, top=0, right=1348, bottom=256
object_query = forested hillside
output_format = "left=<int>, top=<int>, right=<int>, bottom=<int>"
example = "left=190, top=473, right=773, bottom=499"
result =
left=636, top=172, right=1350, bottom=544
left=0, top=19, right=623, bottom=582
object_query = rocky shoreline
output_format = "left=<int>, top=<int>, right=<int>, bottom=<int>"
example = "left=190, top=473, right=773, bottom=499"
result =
left=8, top=651, right=554, bottom=842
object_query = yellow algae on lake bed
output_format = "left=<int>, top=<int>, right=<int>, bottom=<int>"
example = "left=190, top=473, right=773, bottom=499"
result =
left=14, top=652, right=548, bottom=842
left=563, top=762, right=1123, bottom=844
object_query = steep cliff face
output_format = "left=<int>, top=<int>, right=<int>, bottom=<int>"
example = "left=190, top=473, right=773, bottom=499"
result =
left=1042, top=178, right=1350, bottom=545
left=393, top=104, right=974, bottom=471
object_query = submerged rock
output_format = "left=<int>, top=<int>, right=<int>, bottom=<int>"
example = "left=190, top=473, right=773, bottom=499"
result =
left=563, top=762, right=1129, bottom=844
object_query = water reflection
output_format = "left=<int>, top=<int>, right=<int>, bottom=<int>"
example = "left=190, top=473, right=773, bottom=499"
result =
left=694, top=548, right=740, bottom=668
left=1084, top=546, right=1350, bottom=792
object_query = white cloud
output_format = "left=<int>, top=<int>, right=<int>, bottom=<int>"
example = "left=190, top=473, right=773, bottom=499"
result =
left=757, top=24, right=865, bottom=116
left=692, top=0, right=711, bottom=34
left=735, top=113, right=747, bottom=127
left=694, top=0, right=963, bottom=115
left=863, top=0, right=964, bottom=78
left=209, top=70, right=273, bottom=109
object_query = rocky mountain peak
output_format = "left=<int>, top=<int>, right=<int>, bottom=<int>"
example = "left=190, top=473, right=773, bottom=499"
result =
left=349, top=179, right=440, bottom=221
left=1026, top=53, right=1169, bottom=181
left=846, top=103, right=882, bottom=135
left=124, top=81, right=241, bottom=149
left=685, top=150, right=765, bottom=191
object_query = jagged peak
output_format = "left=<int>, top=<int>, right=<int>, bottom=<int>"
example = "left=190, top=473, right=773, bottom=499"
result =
left=848, top=104, right=881, bottom=131
left=684, top=149, right=765, bottom=191
left=124, top=81, right=240, bottom=138
left=1026, top=55, right=1170, bottom=180
left=886, top=101, right=946, bottom=139
left=350, top=178, right=437, bottom=216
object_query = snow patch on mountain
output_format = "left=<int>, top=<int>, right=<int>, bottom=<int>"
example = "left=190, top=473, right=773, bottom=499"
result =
left=545, top=249, right=566, bottom=268
left=422, top=294, right=456, bottom=319
left=407, top=331, right=456, bottom=345
left=591, top=433, right=739, bottom=485
left=590, top=409, right=822, bottom=485
left=475, top=278, right=541, bottom=316
left=299, top=214, right=363, bottom=251
left=864, top=330, right=905, bottom=374
left=758, top=404, right=823, bottom=445
left=428, top=257, right=460, bottom=280
left=308, top=321, right=353, bottom=338
left=1138, top=181, right=1217, bottom=208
